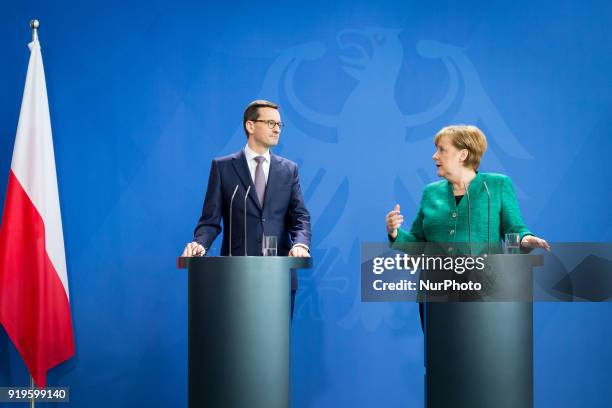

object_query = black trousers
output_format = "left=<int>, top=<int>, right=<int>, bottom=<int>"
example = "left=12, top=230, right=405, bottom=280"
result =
left=419, top=302, right=424, bottom=332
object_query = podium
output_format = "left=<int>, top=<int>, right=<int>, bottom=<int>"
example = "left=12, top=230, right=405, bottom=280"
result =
left=424, top=254, right=543, bottom=408
left=177, top=256, right=312, bottom=408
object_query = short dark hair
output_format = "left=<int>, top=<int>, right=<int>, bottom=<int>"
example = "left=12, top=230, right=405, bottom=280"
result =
left=243, top=100, right=279, bottom=137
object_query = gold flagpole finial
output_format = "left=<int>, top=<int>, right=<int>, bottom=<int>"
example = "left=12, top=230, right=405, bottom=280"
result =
left=30, top=19, right=39, bottom=42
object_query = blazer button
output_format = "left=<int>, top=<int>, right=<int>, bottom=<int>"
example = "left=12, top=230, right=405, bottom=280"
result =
left=452, top=212, right=457, bottom=218
left=261, top=218, right=266, bottom=222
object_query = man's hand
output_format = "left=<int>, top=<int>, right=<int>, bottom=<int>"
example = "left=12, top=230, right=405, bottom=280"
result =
left=520, top=235, right=551, bottom=251
left=289, top=245, right=310, bottom=258
left=385, top=204, right=404, bottom=240
left=182, top=241, right=206, bottom=257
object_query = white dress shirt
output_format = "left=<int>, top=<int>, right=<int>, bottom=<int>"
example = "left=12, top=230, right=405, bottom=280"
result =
left=244, top=144, right=270, bottom=184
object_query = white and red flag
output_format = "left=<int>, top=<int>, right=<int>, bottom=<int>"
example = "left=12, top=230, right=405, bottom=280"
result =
left=0, top=36, right=74, bottom=387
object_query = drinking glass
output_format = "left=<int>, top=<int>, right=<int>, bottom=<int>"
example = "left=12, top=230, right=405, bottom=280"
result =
left=262, top=235, right=278, bottom=256
left=504, top=233, right=521, bottom=253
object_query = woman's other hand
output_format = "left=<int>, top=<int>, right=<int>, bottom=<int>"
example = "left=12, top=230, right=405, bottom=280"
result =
left=386, top=204, right=404, bottom=240
left=521, top=235, right=551, bottom=251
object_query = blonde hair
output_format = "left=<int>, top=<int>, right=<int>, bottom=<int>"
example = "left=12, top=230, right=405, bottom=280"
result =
left=434, top=125, right=488, bottom=170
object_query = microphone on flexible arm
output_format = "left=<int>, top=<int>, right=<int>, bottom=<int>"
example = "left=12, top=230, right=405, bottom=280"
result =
left=483, top=181, right=491, bottom=254
left=228, top=184, right=239, bottom=256
left=244, top=185, right=251, bottom=256
left=464, top=182, right=472, bottom=254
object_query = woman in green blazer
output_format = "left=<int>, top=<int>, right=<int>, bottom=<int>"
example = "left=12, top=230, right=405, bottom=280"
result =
left=386, top=125, right=549, bottom=331
left=386, top=125, right=549, bottom=250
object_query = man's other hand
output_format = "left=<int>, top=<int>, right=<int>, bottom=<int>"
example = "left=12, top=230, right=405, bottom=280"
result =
left=289, top=245, right=310, bottom=258
left=182, top=242, right=206, bottom=257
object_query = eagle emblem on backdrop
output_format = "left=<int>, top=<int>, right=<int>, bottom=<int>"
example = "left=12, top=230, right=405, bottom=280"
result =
left=218, top=27, right=533, bottom=330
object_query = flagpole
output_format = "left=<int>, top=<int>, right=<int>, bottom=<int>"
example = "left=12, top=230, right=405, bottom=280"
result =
left=27, top=21, right=39, bottom=408
left=30, top=376, right=35, bottom=408
left=30, top=19, right=39, bottom=42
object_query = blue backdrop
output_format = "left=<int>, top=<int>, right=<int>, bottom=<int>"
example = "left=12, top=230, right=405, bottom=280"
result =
left=1, top=0, right=611, bottom=406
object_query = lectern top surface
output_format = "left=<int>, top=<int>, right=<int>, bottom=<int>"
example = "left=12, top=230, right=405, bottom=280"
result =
left=177, top=256, right=312, bottom=270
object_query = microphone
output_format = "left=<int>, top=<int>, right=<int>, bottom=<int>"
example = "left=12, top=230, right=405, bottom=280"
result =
left=228, top=184, right=239, bottom=256
left=244, top=185, right=251, bottom=256
left=464, top=182, right=472, bottom=253
left=483, top=181, right=491, bottom=253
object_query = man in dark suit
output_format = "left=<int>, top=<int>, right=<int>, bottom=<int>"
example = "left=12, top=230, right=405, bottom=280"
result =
left=182, top=100, right=311, bottom=314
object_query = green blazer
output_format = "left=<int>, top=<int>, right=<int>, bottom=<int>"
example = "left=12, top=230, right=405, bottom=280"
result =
left=393, top=173, right=532, bottom=245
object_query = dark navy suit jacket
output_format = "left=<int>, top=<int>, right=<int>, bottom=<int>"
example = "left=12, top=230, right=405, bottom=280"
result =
left=193, top=149, right=311, bottom=289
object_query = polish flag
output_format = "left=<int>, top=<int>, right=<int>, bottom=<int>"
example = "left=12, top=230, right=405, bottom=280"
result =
left=0, top=37, right=74, bottom=387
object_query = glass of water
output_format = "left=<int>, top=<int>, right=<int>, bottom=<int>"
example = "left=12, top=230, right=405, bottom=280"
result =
left=262, top=235, right=278, bottom=256
left=504, top=233, right=521, bottom=253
